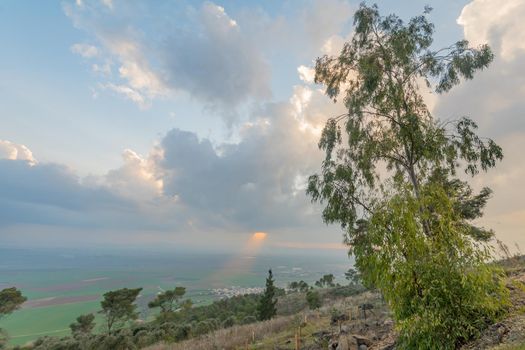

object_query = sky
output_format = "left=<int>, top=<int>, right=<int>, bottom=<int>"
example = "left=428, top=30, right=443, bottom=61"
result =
left=0, top=0, right=524, bottom=254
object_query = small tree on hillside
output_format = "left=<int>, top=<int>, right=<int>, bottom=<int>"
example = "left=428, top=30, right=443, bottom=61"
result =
left=345, top=268, right=362, bottom=286
left=0, top=287, right=26, bottom=348
left=69, top=313, right=95, bottom=337
left=306, top=290, right=321, bottom=310
left=148, top=286, right=186, bottom=314
left=257, top=269, right=277, bottom=321
left=315, top=274, right=335, bottom=288
left=99, top=287, right=142, bottom=334
left=0, top=287, right=26, bottom=318
left=298, top=280, right=309, bottom=292
left=288, top=280, right=309, bottom=293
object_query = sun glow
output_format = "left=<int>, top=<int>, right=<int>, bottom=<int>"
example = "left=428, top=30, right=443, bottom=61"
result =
left=252, top=232, right=267, bottom=241
left=209, top=231, right=269, bottom=287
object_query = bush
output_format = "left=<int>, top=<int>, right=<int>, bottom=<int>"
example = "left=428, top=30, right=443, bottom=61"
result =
left=221, top=316, right=236, bottom=328
left=360, top=190, right=509, bottom=349
left=306, top=290, right=321, bottom=310
left=241, top=315, right=257, bottom=325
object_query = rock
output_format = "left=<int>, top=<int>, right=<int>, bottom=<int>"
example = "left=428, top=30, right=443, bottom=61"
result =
left=328, top=340, right=338, bottom=349
left=359, top=345, right=368, bottom=350
left=336, top=335, right=352, bottom=350
left=313, top=330, right=331, bottom=342
left=383, top=320, right=394, bottom=327
left=331, top=312, right=350, bottom=325
left=340, top=324, right=350, bottom=334
left=353, top=335, right=372, bottom=346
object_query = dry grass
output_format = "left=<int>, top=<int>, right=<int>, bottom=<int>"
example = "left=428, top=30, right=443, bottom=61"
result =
left=144, top=315, right=299, bottom=350
left=145, top=291, right=386, bottom=350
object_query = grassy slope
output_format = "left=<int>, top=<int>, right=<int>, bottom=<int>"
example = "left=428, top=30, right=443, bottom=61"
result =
left=146, top=290, right=389, bottom=350
left=148, top=256, right=525, bottom=350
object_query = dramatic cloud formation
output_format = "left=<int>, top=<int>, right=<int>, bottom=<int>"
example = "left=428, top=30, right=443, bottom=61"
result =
left=64, top=0, right=353, bottom=121
left=160, top=2, right=271, bottom=114
left=0, top=158, right=131, bottom=227
left=0, top=77, right=345, bottom=242
left=2, top=0, right=523, bottom=252
left=104, top=148, right=163, bottom=201
left=436, top=0, right=525, bottom=248
left=65, top=1, right=271, bottom=115
left=160, top=107, right=319, bottom=230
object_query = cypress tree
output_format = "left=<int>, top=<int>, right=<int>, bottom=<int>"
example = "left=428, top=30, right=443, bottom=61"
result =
left=257, top=269, right=277, bottom=320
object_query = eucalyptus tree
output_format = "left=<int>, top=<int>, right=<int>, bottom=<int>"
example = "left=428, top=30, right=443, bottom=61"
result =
left=308, top=4, right=508, bottom=348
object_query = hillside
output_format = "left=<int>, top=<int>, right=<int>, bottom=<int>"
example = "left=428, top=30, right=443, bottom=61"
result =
left=147, top=257, right=525, bottom=350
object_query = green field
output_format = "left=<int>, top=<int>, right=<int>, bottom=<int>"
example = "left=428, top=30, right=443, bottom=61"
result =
left=3, top=301, right=101, bottom=346
left=0, top=248, right=350, bottom=346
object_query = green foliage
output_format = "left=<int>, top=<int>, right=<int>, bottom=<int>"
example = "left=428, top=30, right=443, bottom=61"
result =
left=315, top=274, right=335, bottom=288
left=288, top=280, right=309, bottom=292
left=0, top=288, right=26, bottom=318
left=305, top=290, right=321, bottom=310
left=182, top=293, right=259, bottom=326
left=324, top=284, right=365, bottom=298
left=221, top=316, right=236, bottom=328
left=0, top=329, right=7, bottom=350
left=148, top=287, right=186, bottom=316
left=99, top=288, right=142, bottom=334
left=0, top=287, right=26, bottom=349
left=345, top=268, right=361, bottom=286
left=307, top=3, right=508, bottom=348
left=241, top=315, right=257, bottom=324
left=69, top=313, right=95, bottom=337
left=360, top=187, right=508, bottom=348
left=11, top=276, right=370, bottom=349
left=257, top=269, right=277, bottom=321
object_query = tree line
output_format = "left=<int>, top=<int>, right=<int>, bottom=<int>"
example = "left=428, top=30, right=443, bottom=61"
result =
left=0, top=269, right=362, bottom=350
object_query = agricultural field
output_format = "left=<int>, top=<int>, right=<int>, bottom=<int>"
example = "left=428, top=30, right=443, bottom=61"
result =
left=0, top=247, right=349, bottom=346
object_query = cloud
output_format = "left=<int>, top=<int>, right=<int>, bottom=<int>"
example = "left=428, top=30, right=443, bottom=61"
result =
left=242, top=0, right=352, bottom=58
left=101, top=0, right=113, bottom=10
left=432, top=0, right=525, bottom=249
left=0, top=159, right=132, bottom=228
left=100, top=83, right=147, bottom=108
left=0, top=140, right=36, bottom=165
left=297, top=65, right=315, bottom=83
left=64, top=0, right=354, bottom=121
left=64, top=1, right=271, bottom=116
left=64, top=1, right=168, bottom=104
left=160, top=2, right=271, bottom=117
left=104, top=148, right=163, bottom=201
left=0, top=141, right=174, bottom=232
left=300, top=0, right=352, bottom=54
left=156, top=78, right=346, bottom=231
left=71, top=43, right=99, bottom=58
left=0, top=51, right=350, bottom=248
left=458, top=0, right=525, bottom=60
